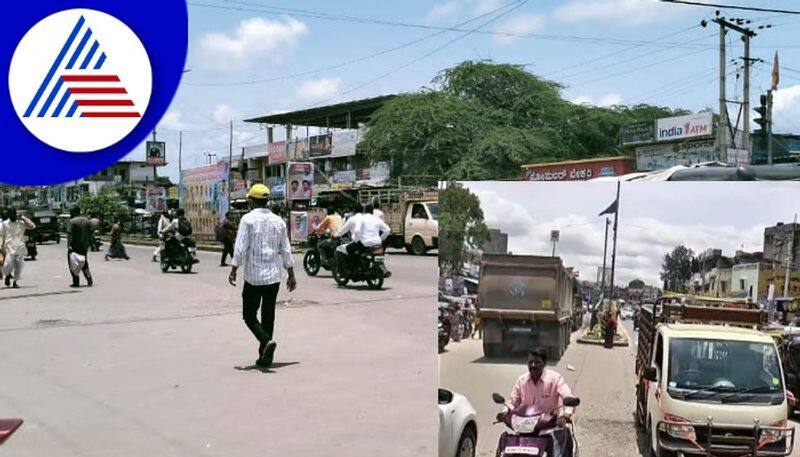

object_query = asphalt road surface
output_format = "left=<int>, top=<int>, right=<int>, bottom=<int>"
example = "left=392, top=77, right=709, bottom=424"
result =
left=439, top=317, right=800, bottom=457
left=0, top=242, right=436, bottom=456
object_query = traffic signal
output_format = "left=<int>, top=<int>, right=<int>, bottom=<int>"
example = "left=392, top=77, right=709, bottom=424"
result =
left=753, top=93, right=770, bottom=147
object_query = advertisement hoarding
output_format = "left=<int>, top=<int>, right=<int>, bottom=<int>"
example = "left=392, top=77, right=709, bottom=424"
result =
left=635, top=138, right=717, bottom=170
left=146, top=141, right=166, bottom=166
left=287, top=162, right=314, bottom=200
left=146, top=186, right=167, bottom=213
left=522, top=157, right=635, bottom=181
left=655, top=112, right=714, bottom=143
left=180, top=162, right=229, bottom=240
left=290, top=211, right=308, bottom=242
left=268, top=141, right=287, bottom=165
left=331, top=129, right=358, bottom=157
left=290, top=139, right=309, bottom=161
left=331, top=169, right=357, bottom=183
left=620, top=121, right=655, bottom=145
left=308, top=134, right=332, bottom=158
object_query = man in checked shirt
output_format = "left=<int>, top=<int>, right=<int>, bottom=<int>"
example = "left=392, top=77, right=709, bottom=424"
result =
left=228, top=184, right=297, bottom=368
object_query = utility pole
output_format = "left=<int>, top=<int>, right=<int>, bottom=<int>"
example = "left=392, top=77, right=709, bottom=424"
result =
left=151, top=129, right=158, bottom=183
left=609, top=182, right=621, bottom=300
left=742, top=34, right=751, bottom=156
left=227, top=120, right=233, bottom=203
left=717, top=19, right=727, bottom=163
left=601, top=217, right=610, bottom=298
left=767, top=90, right=774, bottom=164
left=784, top=213, right=797, bottom=298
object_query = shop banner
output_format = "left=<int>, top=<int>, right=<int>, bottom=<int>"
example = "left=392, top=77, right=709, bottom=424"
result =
left=635, top=138, right=717, bottom=170
left=180, top=162, right=229, bottom=239
left=331, top=130, right=358, bottom=157
left=309, top=134, right=332, bottom=158
left=523, top=157, right=635, bottom=181
left=290, top=139, right=309, bottom=161
left=620, top=121, right=655, bottom=145
left=290, top=211, right=308, bottom=242
left=146, top=186, right=167, bottom=213
left=331, top=169, right=357, bottom=183
left=268, top=141, right=287, bottom=165
left=287, top=162, right=315, bottom=200
left=655, top=112, right=714, bottom=142
left=231, top=179, right=247, bottom=200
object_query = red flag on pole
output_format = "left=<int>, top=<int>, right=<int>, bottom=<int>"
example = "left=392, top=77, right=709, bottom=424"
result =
left=772, top=51, right=780, bottom=91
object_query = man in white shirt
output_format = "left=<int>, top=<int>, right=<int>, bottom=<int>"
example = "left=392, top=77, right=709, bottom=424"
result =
left=337, top=203, right=390, bottom=265
left=1, top=209, right=36, bottom=288
left=152, top=211, right=170, bottom=262
left=372, top=200, right=384, bottom=221
left=229, top=184, right=297, bottom=368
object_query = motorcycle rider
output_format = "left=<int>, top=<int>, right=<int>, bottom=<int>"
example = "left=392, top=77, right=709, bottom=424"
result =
left=314, top=207, right=343, bottom=264
left=153, top=211, right=170, bottom=262
left=497, top=348, right=574, bottom=427
left=162, top=209, right=194, bottom=261
left=336, top=203, right=390, bottom=268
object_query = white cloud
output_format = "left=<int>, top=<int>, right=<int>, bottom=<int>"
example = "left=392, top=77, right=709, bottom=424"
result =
left=425, top=1, right=460, bottom=21
left=199, top=17, right=308, bottom=71
left=159, top=110, right=188, bottom=130
left=493, top=13, right=544, bottom=44
left=471, top=0, right=505, bottom=15
left=474, top=190, right=537, bottom=237
left=570, top=93, right=622, bottom=107
left=212, top=104, right=239, bottom=123
left=772, top=84, right=800, bottom=134
left=553, top=0, right=690, bottom=26
left=295, top=77, right=342, bottom=102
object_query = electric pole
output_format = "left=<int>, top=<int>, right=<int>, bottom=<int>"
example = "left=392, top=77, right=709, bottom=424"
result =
left=601, top=217, right=610, bottom=298
left=742, top=34, right=751, bottom=156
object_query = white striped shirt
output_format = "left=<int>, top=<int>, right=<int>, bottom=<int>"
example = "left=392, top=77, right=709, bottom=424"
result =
left=231, top=208, right=294, bottom=286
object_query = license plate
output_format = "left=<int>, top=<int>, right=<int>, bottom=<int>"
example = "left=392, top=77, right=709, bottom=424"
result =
left=374, top=256, right=385, bottom=262
left=40, top=218, right=50, bottom=223
left=504, top=446, right=540, bottom=455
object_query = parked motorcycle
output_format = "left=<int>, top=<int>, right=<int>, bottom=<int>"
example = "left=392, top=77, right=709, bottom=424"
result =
left=0, top=418, right=22, bottom=446
left=302, top=233, right=340, bottom=276
left=331, top=242, right=391, bottom=290
left=439, top=303, right=452, bottom=352
left=492, top=393, right=580, bottom=457
left=160, top=232, right=199, bottom=273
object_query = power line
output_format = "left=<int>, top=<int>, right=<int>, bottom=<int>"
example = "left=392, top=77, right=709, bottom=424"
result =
left=659, top=0, right=800, bottom=15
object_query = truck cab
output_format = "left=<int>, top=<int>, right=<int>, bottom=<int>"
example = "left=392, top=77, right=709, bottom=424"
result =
left=637, top=297, right=794, bottom=456
left=403, top=200, right=438, bottom=255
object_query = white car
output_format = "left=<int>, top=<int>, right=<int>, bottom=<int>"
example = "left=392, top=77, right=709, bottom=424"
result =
left=620, top=308, right=634, bottom=320
left=438, top=388, right=478, bottom=457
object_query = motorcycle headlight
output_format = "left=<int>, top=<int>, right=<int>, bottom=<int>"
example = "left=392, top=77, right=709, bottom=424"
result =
left=659, top=416, right=696, bottom=442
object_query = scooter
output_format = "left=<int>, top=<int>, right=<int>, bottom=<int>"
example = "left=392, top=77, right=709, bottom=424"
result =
left=0, top=419, right=22, bottom=446
left=492, top=393, right=580, bottom=457
left=331, top=241, right=391, bottom=290
left=160, top=232, right=199, bottom=273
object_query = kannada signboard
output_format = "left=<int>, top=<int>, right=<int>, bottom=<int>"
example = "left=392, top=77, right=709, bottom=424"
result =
left=620, top=121, right=655, bottom=145
left=331, top=129, right=358, bottom=157
left=268, top=141, right=287, bottom=165
left=146, top=141, right=166, bottom=166
left=180, top=162, right=229, bottom=240
left=635, top=138, right=717, bottom=170
left=522, top=157, right=635, bottom=181
left=655, top=112, right=714, bottom=143
left=308, top=134, right=332, bottom=158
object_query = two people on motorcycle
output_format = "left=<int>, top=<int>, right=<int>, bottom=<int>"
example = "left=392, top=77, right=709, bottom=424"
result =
left=161, top=209, right=197, bottom=261
left=334, top=203, right=390, bottom=267
left=497, top=347, right=574, bottom=428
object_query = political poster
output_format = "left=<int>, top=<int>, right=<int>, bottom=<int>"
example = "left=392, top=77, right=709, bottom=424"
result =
left=180, top=162, right=229, bottom=240
left=290, top=211, right=308, bottom=242
left=287, top=162, right=314, bottom=200
left=309, top=134, right=332, bottom=158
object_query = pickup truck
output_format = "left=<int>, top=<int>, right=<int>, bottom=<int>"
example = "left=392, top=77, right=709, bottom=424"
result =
left=358, top=188, right=438, bottom=255
left=636, top=294, right=794, bottom=456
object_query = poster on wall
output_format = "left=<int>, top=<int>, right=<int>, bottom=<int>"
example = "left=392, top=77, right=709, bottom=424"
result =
left=180, top=162, right=229, bottom=240
left=331, top=130, right=358, bottom=157
left=309, top=134, right=332, bottom=158
left=146, top=187, right=167, bottom=213
left=290, top=139, right=309, bottom=161
left=307, top=208, right=327, bottom=234
left=287, top=162, right=315, bottom=200
left=268, top=141, right=287, bottom=165
left=290, top=211, right=308, bottom=242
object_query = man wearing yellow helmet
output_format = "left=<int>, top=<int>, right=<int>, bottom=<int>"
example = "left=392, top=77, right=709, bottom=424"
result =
left=229, top=183, right=297, bottom=368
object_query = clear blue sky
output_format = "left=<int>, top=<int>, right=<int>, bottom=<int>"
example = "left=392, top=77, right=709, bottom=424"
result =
left=123, top=0, right=800, bottom=181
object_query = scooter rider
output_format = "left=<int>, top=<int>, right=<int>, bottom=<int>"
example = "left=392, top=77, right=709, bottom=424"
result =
left=497, top=348, right=574, bottom=427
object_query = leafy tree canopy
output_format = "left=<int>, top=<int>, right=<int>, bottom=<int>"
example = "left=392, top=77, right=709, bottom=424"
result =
left=438, top=182, right=489, bottom=273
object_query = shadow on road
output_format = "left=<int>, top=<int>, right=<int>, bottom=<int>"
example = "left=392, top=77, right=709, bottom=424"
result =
left=0, top=290, right=82, bottom=301
left=470, top=354, right=562, bottom=367
left=634, top=417, right=650, bottom=456
left=234, top=361, right=301, bottom=373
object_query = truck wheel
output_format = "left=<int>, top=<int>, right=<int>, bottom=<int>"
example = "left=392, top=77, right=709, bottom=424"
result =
left=410, top=236, right=427, bottom=256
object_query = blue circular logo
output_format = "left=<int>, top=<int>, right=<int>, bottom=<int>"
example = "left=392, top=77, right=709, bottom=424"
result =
left=3, top=1, right=187, bottom=185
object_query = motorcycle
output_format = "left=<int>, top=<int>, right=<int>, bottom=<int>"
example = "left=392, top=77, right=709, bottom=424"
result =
left=492, top=393, right=580, bottom=457
left=331, top=241, right=391, bottom=290
left=303, top=232, right=340, bottom=276
left=0, top=418, right=22, bottom=446
left=160, top=232, right=199, bottom=273
left=438, top=304, right=451, bottom=353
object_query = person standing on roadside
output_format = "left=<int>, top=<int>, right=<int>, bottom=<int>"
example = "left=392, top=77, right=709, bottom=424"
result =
left=229, top=184, right=297, bottom=368
left=220, top=212, right=238, bottom=267
left=1, top=209, right=35, bottom=288
left=67, top=206, right=94, bottom=287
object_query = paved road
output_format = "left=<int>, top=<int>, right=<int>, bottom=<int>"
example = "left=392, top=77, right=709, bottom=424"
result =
left=0, top=242, right=437, bottom=456
left=439, top=318, right=800, bottom=457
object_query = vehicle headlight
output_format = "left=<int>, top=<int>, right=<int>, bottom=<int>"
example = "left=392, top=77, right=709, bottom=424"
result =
left=659, top=415, right=696, bottom=442
left=761, top=425, right=789, bottom=444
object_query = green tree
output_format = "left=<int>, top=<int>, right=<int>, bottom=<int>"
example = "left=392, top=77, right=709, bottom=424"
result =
left=438, top=182, right=490, bottom=273
left=77, top=188, right=129, bottom=232
left=628, top=278, right=645, bottom=289
left=660, top=246, right=694, bottom=293
left=361, top=60, right=689, bottom=181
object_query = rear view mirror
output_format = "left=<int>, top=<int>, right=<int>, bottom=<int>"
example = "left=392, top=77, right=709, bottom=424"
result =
left=643, top=367, right=658, bottom=383
left=0, top=419, right=23, bottom=446
left=492, top=393, right=506, bottom=404
left=562, top=396, right=581, bottom=408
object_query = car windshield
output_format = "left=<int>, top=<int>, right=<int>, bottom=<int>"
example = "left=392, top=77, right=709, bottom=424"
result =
left=667, top=338, right=783, bottom=394
left=426, top=203, right=439, bottom=220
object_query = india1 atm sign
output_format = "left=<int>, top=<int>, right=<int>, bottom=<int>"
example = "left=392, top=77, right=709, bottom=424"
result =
left=655, top=112, right=714, bottom=142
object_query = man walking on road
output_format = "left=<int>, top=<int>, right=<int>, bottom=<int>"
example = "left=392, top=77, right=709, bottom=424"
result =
left=220, top=212, right=237, bottom=267
left=67, top=206, right=94, bottom=287
left=229, top=184, right=297, bottom=368
left=1, top=209, right=36, bottom=288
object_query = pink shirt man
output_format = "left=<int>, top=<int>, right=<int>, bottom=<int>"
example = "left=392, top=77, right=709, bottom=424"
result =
left=505, top=369, right=574, bottom=416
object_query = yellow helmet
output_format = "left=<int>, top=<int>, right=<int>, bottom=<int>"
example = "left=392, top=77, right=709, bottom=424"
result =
left=246, top=183, right=271, bottom=199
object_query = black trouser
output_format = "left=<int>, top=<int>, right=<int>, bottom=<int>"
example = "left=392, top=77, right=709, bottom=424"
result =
left=221, top=240, right=234, bottom=265
left=242, top=281, right=280, bottom=343
left=68, top=249, right=92, bottom=285
left=317, top=238, right=337, bottom=262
